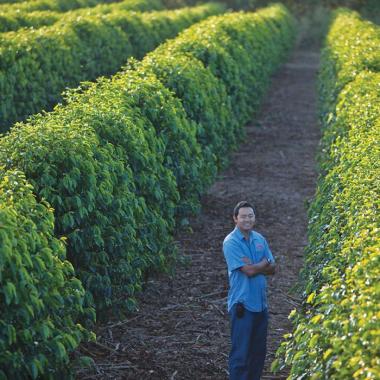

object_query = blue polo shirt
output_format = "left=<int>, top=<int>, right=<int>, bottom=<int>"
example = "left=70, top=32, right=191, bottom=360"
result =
left=223, top=227, right=275, bottom=312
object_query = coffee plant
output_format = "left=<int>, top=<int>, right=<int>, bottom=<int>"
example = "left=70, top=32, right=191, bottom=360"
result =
left=0, top=2, right=224, bottom=130
left=0, top=0, right=164, bottom=33
left=0, top=168, right=95, bottom=379
left=273, top=9, right=380, bottom=379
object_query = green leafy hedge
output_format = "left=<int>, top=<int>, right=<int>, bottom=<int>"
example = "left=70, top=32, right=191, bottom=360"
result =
left=0, top=0, right=121, bottom=13
left=0, top=9, right=59, bottom=32
left=140, top=3, right=295, bottom=171
left=139, top=54, right=232, bottom=181
left=159, top=6, right=294, bottom=124
left=0, top=0, right=164, bottom=33
left=162, top=0, right=256, bottom=10
left=0, top=111, right=154, bottom=314
left=0, top=0, right=26, bottom=4
left=273, top=9, right=380, bottom=379
left=105, top=68, right=208, bottom=217
left=0, top=168, right=94, bottom=379
left=0, top=4, right=295, bottom=317
left=318, top=8, right=380, bottom=129
left=0, top=2, right=224, bottom=131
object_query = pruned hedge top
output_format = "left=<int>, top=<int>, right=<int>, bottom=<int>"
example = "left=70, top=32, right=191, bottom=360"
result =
left=0, top=2, right=224, bottom=131
left=0, top=0, right=164, bottom=33
left=0, top=0, right=123, bottom=13
left=318, top=8, right=380, bottom=121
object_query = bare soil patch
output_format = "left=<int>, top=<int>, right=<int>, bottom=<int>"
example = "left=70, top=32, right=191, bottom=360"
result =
left=76, top=49, right=321, bottom=380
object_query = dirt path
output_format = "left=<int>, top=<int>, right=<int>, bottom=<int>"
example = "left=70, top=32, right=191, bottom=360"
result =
left=77, top=49, right=321, bottom=380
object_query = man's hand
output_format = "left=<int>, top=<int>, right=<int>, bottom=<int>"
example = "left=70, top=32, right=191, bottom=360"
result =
left=240, top=258, right=275, bottom=277
left=260, top=261, right=275, bottom=275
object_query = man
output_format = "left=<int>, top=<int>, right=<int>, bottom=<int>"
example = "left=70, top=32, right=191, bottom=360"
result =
left=223, top=201, right=275, bottom=380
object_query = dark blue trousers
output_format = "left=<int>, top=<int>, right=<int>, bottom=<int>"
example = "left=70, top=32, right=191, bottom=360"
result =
left=228, top=305, right=268, bottom=380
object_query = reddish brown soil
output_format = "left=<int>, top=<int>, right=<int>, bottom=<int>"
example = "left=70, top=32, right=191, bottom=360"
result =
left=76, top=49, right=321, bottom=380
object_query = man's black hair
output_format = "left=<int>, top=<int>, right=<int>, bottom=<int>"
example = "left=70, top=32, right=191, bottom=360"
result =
left=233, top=201, right=255, bottom=218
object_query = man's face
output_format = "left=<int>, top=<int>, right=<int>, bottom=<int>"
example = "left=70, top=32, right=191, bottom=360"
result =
left=233, top=207, right=255, bottom=233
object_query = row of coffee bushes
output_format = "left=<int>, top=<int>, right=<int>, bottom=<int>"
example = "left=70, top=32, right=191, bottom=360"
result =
left=0, top=168, right=95, bottom=378
left=318, top=8, right=379, bottom=130
left=138, top=4, right=295, bottom=169
left=273, top=9, right=380, bottom=379
left=0, top=0, right=25, bottom=4
left=0, top=4, right=295, bottom=317
left=0, top=0, right=119, bottom=13
left=0, top=3, right=223, bottom=131
left=0, top=0, right=164, bottom=33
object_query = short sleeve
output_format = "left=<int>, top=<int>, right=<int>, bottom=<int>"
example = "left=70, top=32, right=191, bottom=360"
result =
left=223, top=239, right=246, bottom=272
left=263, top=238, right=275, bottom=263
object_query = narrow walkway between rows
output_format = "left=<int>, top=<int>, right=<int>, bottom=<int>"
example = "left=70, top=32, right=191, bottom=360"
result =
left=77, top=49, right=321, bottom=380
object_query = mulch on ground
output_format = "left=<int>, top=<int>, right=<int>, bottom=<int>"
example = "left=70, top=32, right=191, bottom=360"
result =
left=76, top=49, right=321, bottom=380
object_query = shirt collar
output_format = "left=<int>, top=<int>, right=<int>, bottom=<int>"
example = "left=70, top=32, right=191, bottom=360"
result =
left=234, top=227, right=256, bottom=242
